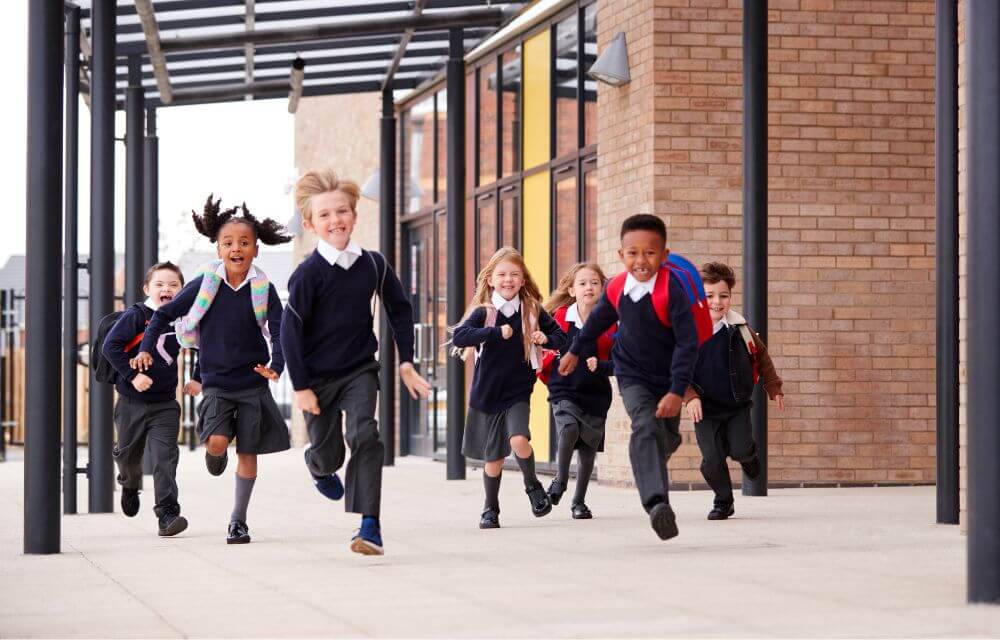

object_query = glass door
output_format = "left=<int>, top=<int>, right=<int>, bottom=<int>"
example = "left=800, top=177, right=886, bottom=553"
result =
left=403, top=216, right=436, bottom=457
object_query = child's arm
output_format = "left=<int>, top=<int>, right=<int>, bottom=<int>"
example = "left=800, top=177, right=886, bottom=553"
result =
left=666, top=276, right=698, bottom=398
left=280, top=269, right=313, bottom=391
left=374, top=254, right=416, bottom=366
left=135, top=278, right=201, bottom=369
left=750, top=329, right=784, bottom=403
left=452, top=307, right=501, bottom=348
left=254, top=284, right=284, bottom=381
left=101, top=306, right=146, bottom=387
left=560, top=293, right=618, bottom=376
left=534, top=310, right=568, bottom=350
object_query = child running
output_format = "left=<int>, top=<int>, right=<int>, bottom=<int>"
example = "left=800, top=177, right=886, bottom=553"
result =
left=540, top=262, right=616, bottom=519
left=282, top=169, right=431, bottom=556
left=559, top=215, right=699, bottom=540
left=684, top=261, right=784, bottom=520
left=102, top=262, right=188, bottom=536
left=134, top=197, right=291, bottom=545
left=452, top=246, right=568, bottom=529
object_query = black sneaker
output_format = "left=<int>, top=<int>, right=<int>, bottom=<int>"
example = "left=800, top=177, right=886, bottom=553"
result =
left=121, top=488, right=140, bottom=517
left=227, top=520, right=251, bottom=544
left=546, top=479, right=567, bottom=506
left=571, top=502, right=593, bottom=520
left=206, top=450, right=228, bottom=476
left=158, top=512, right=189, bottom=537
left=741, top=457, right=761, bottom=481
left=649, top=502, right=679, bottom=540
left=479, top=508, right=500, bottom=529
left=707, top=503, right=735, bottom=521
left=526, top=484, right=552, bottom=517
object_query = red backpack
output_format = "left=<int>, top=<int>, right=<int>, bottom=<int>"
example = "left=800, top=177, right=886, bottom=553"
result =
left=604, top=255, right=713, bottom=347
left=537, top=305, right=616, bottom=385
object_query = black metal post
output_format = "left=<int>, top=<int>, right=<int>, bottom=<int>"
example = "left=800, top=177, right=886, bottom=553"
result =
left=967, top=0, right=1000, bottom=605
left=25, top=0, right=64, bottom=554
left=379, top=89, right=398, bottom=467
left=88, top=0, right=116, bottom=514
left=63, top=4, right=81, bottom=516
left=125, top=56, right=144, bottom=306
left=742, top=0, right=768, bottom=497
left=143, top=108, right=159, bottom=266
left=445, top=28, right=466, bottom=480
left=935, top=0, right=959, bottom=526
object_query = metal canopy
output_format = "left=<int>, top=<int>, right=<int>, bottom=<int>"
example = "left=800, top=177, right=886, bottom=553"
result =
left=75, top=0, right=521, bottom=108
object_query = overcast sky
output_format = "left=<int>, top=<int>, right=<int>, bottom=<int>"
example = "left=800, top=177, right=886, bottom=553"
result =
left=0, top=3, right=296, bottom=266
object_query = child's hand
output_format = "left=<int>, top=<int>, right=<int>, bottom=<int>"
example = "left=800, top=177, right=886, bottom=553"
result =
left=132, top=351, right=154, bottom=371
left=686, top=397, right=703, bottom=423
left=775, top=394, right=785, bottom=411
left=656, top=392, right=683, bottom=418
left=184, top=380, right=202, bottom=396
left=131, top=373, right=153, bottom=392
left=558, top=352, right=579, bottom=376
left=295, top=389, right=321, bottom=415
left=400, top=362, right=432, bottom=399
left=254, top=364, right=279, bottom=381
left=586, top=357, right=599, bottom=372
left=530, top=330, right=548, bottom=345
left=500, top=325, right=514, bottom=340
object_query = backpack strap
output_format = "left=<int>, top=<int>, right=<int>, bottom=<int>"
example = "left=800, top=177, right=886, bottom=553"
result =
left=605, top=273, right=627, bottom=313
left=122, top=304, right=152, bottom=352
left=552, top=305, right=570, bottom=333
left=738, top=324, right=761, bottom=384
left=650, top=266, right=671, bottom=327
left=366, top=250, right=388, bottom=316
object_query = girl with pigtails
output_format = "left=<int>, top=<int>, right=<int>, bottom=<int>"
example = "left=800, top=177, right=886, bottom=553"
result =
left=134, top=196, right=292, bottom=545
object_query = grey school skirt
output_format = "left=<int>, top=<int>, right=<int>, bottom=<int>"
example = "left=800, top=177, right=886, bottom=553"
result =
left=551, top=399, right=606, bottom=452
left=197, top=386, right=291, bottom=455
left=462, top=402, right=531, bottom=462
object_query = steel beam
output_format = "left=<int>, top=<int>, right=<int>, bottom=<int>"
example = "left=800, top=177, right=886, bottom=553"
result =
left=379, top=89, right=398, bottom=467
left=125, top=56, right=145, bottom=307
left=143, top=108, right=159, bottom=267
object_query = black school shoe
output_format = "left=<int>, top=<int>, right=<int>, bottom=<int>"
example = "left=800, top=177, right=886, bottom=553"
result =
left=479, top=508, right=500, bottom=529
left=205, top=450, right=228, bottom=476
left=158, top=512, right=189, bottom=537
left=707, top=503, right=735, bottom=521
left=546, top=479, right=567, bottom=505
left=120, top=488, right=140, bottom=517
left=571, top=502, right=593, bottom=520
left=526, top=483, right=552, bottom=517
left=649, top=502, right=679, bottom=540
left=227, top=520, right=251, bottom=544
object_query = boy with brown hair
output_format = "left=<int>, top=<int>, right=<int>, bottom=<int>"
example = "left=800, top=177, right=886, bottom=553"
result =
left=684, top=261, right=784, bottom=520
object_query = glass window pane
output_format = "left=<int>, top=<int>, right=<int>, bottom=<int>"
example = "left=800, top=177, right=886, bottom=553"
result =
left=466, top=72, right=476, bottom=191
left=584, top=166, right=597, bottom=261
left=583, top=4, right=598, bottom=147
left=478, top=197, right=497, bottom=270
left=554, top=173, right=578, bottom=279
left=500, top=46, right=522, bottom=177
left=435, top=210, right=449, bottom=373
left=436, top=89, right=447, bottom=202
left=554, top=15, right=579, bottom=159
left=500, top=194, right=520, bottom=250
left=478, top=59, right=498, bottom=186
left=406, top=96, right=435, bottom=213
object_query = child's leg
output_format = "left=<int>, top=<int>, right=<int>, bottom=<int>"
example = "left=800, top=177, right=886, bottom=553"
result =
left=620, top=385, right=679, bottom=512
left=206, top=434, right=229, bottom=457
left=554, top=421, right=579, bottom=486
left=694, top=417, right=734, bottom=508
left=725, top=408, right=759, bottom=479
left=572, top=444, right=597, bottom=505
left=509, top=435, right=541, bottom=489
left=231, top=453, right=257, bottom=524
left=341, top=370, right=383, bottom=517
left=147, top=401, right=182, bottom=517
left=483, top=459, right=504, bottom=512
left=303, top=384, right=347, bottom=478
left=112, top=397, right=148, bottom=494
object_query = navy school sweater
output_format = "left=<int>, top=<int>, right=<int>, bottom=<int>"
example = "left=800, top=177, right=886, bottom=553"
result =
left=546, top=321, right=614, bottom=418
left=570, top=275, right=698, bottom=398
left=139, top=275, right=284, bottom=392
left=692, top=325, right=754, bottom=417
left=280, top=249, right=416, bottom=391
left=452, top=305, right=568, bottom=414
left=102, top=303, right=180, bottom=403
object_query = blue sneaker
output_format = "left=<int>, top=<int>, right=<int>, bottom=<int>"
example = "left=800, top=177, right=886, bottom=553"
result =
left=350, top=516, right=384, bottom=556
left=313, top=473, right=345, bottom=501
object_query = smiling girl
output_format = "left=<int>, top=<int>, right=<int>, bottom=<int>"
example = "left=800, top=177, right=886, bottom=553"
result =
left=134, top=196, right=292, bottom=544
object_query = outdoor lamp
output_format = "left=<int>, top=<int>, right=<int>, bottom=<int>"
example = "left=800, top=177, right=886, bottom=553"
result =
left=361, top=169, right=424, bottom=202
left=587, top=31, right=630, bottom=86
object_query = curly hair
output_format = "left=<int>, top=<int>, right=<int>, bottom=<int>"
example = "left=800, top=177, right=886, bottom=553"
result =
left=700, top=261, right=736, bottom=289
left=191, top=194, right=292, bottom=246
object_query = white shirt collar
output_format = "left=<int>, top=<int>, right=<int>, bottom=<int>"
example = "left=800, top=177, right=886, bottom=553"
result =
left=491, top=290, right=520, bottom=318
left=143, top=297, right=159, bottom=310
left=216, top=263, right=258, bottom=291
left=713, top=316, right=730, bottom=334
left=317, top=239, right=363, bottom=270
left=565, top=302, right=584, bottom=328
left=624, top=271, right=657, bottom=303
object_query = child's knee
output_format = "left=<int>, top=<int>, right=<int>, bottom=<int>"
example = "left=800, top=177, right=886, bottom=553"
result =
left=236, top=453, right=257, bottom=477
left=484, top=460, right=504, bottom=477
left=509, top=435, right=532, bottom=456
left=206, top=435, right=229, bottom=456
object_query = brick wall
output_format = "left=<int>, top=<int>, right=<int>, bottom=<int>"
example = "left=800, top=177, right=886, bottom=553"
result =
left=595, top=0, right=937, bottom=488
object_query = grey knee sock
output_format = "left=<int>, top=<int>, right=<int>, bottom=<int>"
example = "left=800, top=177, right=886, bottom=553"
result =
left=483, top=471, right=501, bottom=511
left=515, top=451, right=539, bottom=489
left=555, top=427, right=579, bottom=484
left=231, top=474, right=256, bottom=523
left=574, top=445, right=596, bottom=505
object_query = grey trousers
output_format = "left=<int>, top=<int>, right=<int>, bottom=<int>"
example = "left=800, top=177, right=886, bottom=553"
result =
left=304, top=362, right=383, bottom=517
left=112, top=396, right=181, bottom=516
left=694, top=407, right=756, bottom=507
left=620, top=384, right=682, bottom=513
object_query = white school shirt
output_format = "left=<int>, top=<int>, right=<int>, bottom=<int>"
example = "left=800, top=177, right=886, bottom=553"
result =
left=215, top=263, right=259, bottom=292
left=317, top=239, right=363, bottom=270
left=623, top=272, right=657, bottom=303
left=491, top=290, right=520, bottom=318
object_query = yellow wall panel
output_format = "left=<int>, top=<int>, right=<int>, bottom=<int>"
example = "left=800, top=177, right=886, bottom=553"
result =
left=523, top=29, right=551, bottom=170
left=522, top=170, right=551, bottom=459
